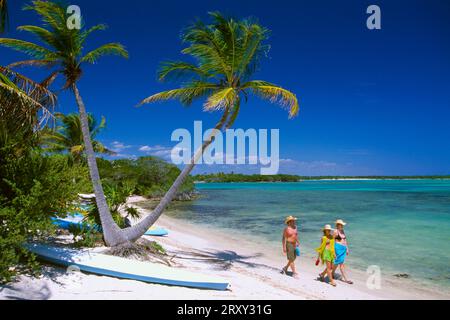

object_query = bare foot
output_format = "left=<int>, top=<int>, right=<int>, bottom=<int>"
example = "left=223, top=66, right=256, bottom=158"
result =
left=330, top=281, right=337, bottom=287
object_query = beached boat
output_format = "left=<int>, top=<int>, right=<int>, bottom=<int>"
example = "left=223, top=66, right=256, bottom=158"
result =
left=25, top=243, right=230, bottom=291
left=52, top=213, right=169, bottom=236
left=145, top=226, right=169, bottom=236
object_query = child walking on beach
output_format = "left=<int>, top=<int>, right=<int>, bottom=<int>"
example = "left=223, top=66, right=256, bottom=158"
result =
left=316, top=224, right=337, bottom=286
left=281, top=216, right=300, bottom=278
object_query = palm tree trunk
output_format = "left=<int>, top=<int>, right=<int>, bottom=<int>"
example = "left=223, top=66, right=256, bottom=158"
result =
left=72, top=84, right=127, bottom=246
left=122, top=108, right=231, bottom=242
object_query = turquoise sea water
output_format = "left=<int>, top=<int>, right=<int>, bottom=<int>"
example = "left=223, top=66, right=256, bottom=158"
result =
left=167, top=180, right=450, bottom=289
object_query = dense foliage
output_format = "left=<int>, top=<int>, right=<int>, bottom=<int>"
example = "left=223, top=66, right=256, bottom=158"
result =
left=97, top=157, right=196, bottom=199
left=0, top=142, right=90, bottom=283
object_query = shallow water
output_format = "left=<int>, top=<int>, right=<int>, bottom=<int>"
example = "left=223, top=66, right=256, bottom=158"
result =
left=165, top=180, right=450, bottom=289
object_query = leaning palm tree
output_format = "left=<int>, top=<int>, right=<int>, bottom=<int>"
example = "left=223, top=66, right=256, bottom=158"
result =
left=0, top=0, right=129, bottom=246
left=42, top=113, right=116, bottom=162
left=0, top=0, right=7, bottom=34
left=120, top=12, right=300, bottom=242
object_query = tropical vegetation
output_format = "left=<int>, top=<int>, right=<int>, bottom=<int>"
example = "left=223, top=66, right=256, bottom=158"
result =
left=97, top=157, right=195, bottom=199
left=0, top=64, right=90, bottom=283
left=41, top=113, right=116, bottom=163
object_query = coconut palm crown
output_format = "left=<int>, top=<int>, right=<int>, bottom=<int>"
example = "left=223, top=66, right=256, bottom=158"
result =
left=140, top=11, right=299, bottom=124
left=0, top=0, right=128, bottom=88
left=41, top=113, right=116, bottom=162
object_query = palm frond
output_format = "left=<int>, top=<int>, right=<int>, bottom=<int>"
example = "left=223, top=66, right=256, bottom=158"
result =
left=7, top=59, right=57, bottom=69
left=1, top=65, right=56, bottom=133
left=243, top=80, right=299, bottom=118
left=93, top=141, right=116, bottom=155
left=80, top=24, right=107, bottom=43
left=203, top=87, right=236, bottom=111
left=81, top=43, right=129, bottom=64
left=235, top=22, right=270, bottom=79
left=140, top=81, right=221, bottom=106
left=17, top=25, right=57, bottom=46
left=24, top=0, right=67, bottom=32
left=90, top=115, right=106, bottom=137
left=158, top=61, right=212, bottom=81
left=0, top=38, right=53, bottom=59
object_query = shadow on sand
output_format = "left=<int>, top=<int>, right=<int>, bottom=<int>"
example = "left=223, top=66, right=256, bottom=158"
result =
left=169, top=248, right=279, bottom=272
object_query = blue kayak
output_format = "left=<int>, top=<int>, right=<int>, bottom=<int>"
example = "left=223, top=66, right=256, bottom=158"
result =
left=145, top=226, right=169, bottom=237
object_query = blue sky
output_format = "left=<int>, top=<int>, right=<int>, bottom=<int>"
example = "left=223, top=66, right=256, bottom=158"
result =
left=2, top=0, right=450, bottom=175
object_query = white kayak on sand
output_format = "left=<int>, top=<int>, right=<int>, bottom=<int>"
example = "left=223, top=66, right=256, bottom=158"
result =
left=25, top=243, right=230, bottom=291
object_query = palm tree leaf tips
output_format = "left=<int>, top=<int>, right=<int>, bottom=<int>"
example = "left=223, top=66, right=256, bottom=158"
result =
left=242, top=80, right=299, bottom=118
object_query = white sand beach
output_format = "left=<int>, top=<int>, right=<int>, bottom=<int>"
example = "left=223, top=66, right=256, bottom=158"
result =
left=1, top=196, right=448, bottom=300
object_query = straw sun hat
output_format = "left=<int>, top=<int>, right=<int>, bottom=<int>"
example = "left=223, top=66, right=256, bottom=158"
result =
left=335, top=219, right=347, bottom=226
left=322, top=224, right=333, bottom=231
left=285, top=216, right=298, bottom=225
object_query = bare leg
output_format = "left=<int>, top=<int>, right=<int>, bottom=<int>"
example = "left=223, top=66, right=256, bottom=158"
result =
left=281, top=261, right=290, bottom=274
left=319, top=267, right=327, bottom=281
left=332, top=264, right=338, bottom=278
left=290, top=261, right=299, bottom=278
left=327, top=261, right=336, bottom=286
left=339, top=264, right=353, bottom=284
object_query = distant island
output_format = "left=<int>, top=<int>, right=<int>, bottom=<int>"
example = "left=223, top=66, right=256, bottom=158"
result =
left=193, top=173, right=450, bottom=183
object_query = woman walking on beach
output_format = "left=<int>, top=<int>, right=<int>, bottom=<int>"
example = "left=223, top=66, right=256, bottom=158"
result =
left=316, top=224, right=337, bottom=286
left=332, top=219, right=353, bottom=284
left=281, top=216, right=300, bottom=278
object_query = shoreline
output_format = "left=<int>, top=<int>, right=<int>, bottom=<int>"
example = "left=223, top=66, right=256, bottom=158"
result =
left=1, top=196, right=448, bottom=300
left=148, top=213, right=449, bottom=300
left=194, top=178, right=450, bottom=183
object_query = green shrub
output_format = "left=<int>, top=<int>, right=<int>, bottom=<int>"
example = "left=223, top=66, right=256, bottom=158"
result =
left=68, top=223, right=104, bottom=248
left=0, top=146, right=89, bottom=283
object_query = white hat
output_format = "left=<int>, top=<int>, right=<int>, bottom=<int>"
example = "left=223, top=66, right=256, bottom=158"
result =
left=285, top=216, right=298, bottom=225
left=335, top=219, right=347, bottom=226
left=323, top=224, right=332, bottom=231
